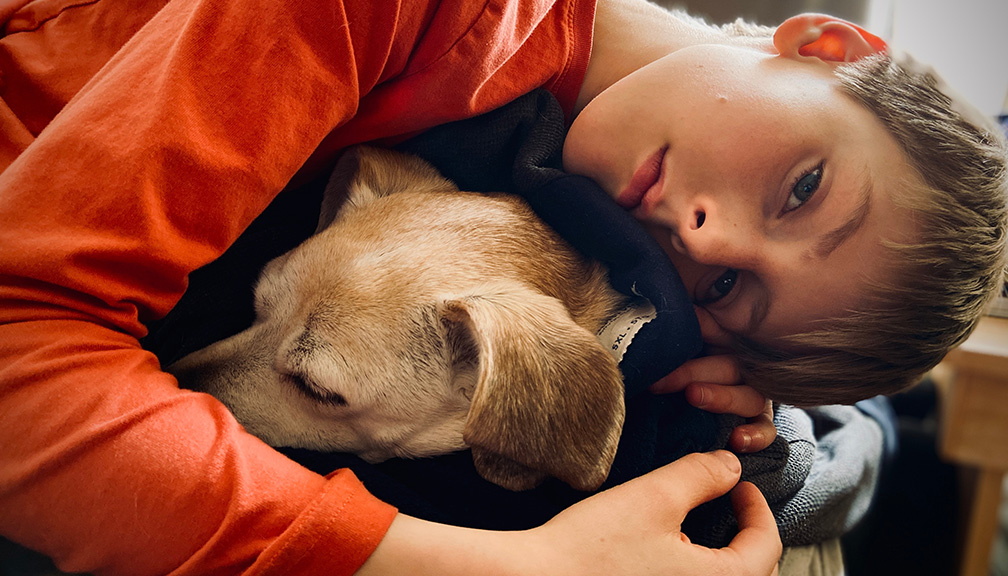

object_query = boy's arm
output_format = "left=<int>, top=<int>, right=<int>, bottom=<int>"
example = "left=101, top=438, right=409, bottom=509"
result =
left=0, top=0, right=599, bottom=570
left=0, top=0, right=411, bottom=571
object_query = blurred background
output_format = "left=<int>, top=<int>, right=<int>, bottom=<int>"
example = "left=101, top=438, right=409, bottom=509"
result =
left=670, top=0, right=1008, bottom=117
left=661, top=1, right=1008, bottom=575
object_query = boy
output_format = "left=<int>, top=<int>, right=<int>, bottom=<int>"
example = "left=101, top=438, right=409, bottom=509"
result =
left=565, top=10, right=1008, bottom=406
left=0, top=1, right=1002, bottom=575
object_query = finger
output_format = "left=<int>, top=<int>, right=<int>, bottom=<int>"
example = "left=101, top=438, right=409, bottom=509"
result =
left=729, top=416, right=777, bottom=453
left=729, top=401, right=777, bottom=452
left=695, top=306, right=734, bottom=348
left=723, top=482, right=782, bottom=573
left=685, top=382, right=767, bottom=418
left=642, top=451, right=742, bottom=517
left=650, top=355, right=741, bottom=394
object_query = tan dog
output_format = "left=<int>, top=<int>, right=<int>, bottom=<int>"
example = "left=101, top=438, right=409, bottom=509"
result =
left=169, top=146, right=629, bottom=491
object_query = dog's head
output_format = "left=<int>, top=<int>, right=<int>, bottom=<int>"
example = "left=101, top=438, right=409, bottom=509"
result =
left=170, top=146, right=626, bottom=491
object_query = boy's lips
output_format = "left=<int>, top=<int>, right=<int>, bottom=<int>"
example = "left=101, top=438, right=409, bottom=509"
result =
left=617, top=146, right=668, bottom=211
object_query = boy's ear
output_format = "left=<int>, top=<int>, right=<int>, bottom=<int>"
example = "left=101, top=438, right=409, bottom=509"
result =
left=773, top=13, right=887, bottom=64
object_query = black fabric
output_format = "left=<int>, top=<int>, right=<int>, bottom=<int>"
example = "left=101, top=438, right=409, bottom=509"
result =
left=141, top=90, right=872, bottom=548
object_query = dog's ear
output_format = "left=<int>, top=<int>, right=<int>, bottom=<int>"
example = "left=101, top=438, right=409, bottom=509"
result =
left=441, top=281, right=625, bottom=492
left=318, top=146, right=458, bottom=232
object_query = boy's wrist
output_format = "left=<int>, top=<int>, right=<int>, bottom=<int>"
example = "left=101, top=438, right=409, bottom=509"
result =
left=355, top=514, right=532, bottom=576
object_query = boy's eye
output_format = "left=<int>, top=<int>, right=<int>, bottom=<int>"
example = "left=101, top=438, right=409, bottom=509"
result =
left=784, top=162, right=825, bottom=212
left=701, top=269, right=738, bottom=304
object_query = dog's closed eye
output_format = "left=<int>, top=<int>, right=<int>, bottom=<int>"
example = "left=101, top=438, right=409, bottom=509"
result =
left=283, top=372, right=348, bottom=407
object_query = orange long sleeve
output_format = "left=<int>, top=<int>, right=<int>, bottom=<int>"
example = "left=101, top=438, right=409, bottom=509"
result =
left=0, top=0, right=594, bottom=573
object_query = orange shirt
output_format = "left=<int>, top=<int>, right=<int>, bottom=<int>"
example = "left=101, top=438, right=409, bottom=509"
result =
left=0, top=0, right=594, bottom=573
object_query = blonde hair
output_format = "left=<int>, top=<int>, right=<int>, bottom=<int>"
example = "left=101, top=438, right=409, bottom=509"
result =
left=735, top=53, right=1008, bottom=406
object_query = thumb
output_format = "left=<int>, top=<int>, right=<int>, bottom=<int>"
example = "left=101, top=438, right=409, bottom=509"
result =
left=647, top=450, right=743, bottom=517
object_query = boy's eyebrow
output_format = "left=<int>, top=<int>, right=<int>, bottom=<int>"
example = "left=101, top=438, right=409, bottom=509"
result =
left=746, top=175, right=875, bottom=336
left=810, top=176, right=874, bottom=260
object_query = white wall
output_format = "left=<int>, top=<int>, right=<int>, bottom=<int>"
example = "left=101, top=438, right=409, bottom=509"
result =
left=885, top=0, right=1008, bottom=117
left=671, top=0, right=1008, bottom=116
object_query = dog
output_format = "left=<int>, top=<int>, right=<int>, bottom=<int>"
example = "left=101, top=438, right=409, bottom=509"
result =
left=169, top=146, right=630, bottom=492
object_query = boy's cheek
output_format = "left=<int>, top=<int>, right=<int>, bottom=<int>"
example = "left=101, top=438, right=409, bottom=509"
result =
left=694, top=306, right=735, bottom=349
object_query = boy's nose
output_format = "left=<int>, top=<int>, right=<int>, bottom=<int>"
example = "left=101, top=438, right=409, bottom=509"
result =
left=674, top=203, right=763, bottom=269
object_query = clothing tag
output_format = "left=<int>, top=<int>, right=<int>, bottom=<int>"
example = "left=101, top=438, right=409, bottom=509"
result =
left=596, top=298, right=657, bottom=364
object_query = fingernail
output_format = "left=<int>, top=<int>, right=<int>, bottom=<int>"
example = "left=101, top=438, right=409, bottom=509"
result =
left=693, top=384, right=708, bottom=407
left=739, top=433, right=752, bottom=452
left=715, top=450, right=741, bottom=474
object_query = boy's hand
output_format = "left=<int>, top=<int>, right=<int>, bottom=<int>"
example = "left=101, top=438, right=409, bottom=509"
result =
left=651, top=356, right=776, bottom=452
left=650, top=307, right=777, bottom=453
left=531, top=451, right=782, bottom=576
